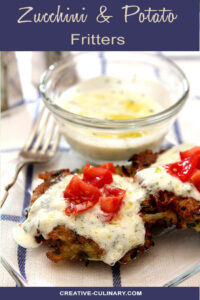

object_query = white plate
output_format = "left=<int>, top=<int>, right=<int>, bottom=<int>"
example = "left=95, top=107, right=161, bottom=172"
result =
left=1, top=145, right=200, bottom=287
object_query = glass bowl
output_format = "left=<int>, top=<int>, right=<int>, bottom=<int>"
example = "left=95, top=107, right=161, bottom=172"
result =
left=39, top=52, right=189, bottom=163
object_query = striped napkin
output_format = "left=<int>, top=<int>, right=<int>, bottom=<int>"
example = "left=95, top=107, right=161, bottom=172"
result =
left=1, top=52, right=200, bottom=287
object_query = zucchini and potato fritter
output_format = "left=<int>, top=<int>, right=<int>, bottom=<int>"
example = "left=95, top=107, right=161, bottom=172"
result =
left=27, top=148, right=200, bottom=265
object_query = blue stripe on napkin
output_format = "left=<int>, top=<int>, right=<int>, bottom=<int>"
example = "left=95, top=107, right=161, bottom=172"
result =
left=16, top=98, right=40, bottom=281
left=1, top=214, right=22, bottom=222
left=99, top=52, right=122, bottom=287
left=112, top=263, right=122, bottom=287
left=17, top=164, right=34, bottom=280
left=173, top=120, right=183, bottom=144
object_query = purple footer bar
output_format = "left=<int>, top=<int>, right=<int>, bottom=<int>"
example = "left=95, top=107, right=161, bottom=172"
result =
left=0, top=287, right=199, bottom=299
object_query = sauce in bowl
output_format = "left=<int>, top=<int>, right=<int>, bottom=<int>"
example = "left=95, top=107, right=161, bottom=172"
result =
left=55, top=76, right=169, bottom=162
left=61, top=87, right=162, bottom=121
left=40, top=53, right=189, bottom=162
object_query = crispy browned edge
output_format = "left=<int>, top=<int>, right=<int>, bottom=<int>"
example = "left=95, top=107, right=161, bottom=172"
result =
left=29, top=150, right=200, bottom=265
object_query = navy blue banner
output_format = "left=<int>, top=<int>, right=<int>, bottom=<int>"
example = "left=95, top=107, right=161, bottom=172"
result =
left=0, top=287, right=199, bottom=300
left=0, top=0, right=199, bottom=50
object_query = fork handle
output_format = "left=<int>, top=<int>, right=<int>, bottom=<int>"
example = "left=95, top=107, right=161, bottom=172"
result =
left=1, top=161, right=27, bottom=208
left=1, top=256, right=29, bottom=287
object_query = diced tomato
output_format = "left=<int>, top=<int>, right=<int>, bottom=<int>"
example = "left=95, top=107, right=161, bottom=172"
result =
left=83, top=164, right=113, bottom=188
left=180, top=146, right=200, bottom=161
left=64, top=175, right=101, bottom=215
left=65, top=201, right=96, bottom=216
left=100, top=196, right=122, bottom=213
left=100, top=185, right=126, bottom=213
left=97, top=213, right=113, bottom=223
left=64, top=175, right=101, bottom=202
left=190, top=169, right=200, bottom=192
left=100, top=163, right=116, bottom=174
left=165, top=155, right=199, bottom=182
left=103, top=184, right=126, bottom=198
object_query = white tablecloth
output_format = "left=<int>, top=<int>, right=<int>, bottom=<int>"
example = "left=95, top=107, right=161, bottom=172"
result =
left=1, top=52, right=200, bottom=287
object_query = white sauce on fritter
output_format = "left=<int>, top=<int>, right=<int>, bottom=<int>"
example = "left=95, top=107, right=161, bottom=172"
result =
left=13, top=144, right=200, bottom=265
left=136, top=144, right=200, bottom=201
left=13, top=175, right=146, bottom=266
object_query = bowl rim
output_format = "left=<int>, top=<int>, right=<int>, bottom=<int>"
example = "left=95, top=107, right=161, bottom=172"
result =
left=39, top=52, right=190, bottom=129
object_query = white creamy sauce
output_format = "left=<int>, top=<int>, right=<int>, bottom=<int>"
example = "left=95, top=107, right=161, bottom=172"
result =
left=60, top=86, right=162, bottom=121
left=136, top=144, right=200, bottom=201
left=55, top=76, right=169, bottom=161
left=13, top=144, right=200, bottom=265
left=13, top=174, right=146, bottom=266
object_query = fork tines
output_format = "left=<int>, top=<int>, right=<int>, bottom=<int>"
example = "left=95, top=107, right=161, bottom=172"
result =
left=22, top=106, right=60, bottom=157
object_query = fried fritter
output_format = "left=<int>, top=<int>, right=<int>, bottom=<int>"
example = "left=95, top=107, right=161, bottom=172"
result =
left=29, top=150, right=200, bottom=264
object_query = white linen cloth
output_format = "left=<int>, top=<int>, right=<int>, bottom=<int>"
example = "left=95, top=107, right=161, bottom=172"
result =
left=1, top=52, right=200, bottom=287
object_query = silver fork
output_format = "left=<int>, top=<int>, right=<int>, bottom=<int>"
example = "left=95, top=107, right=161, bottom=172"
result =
left=1, top=106, right=61, bottom=208
left=1, top=256, right=29, bottom=287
